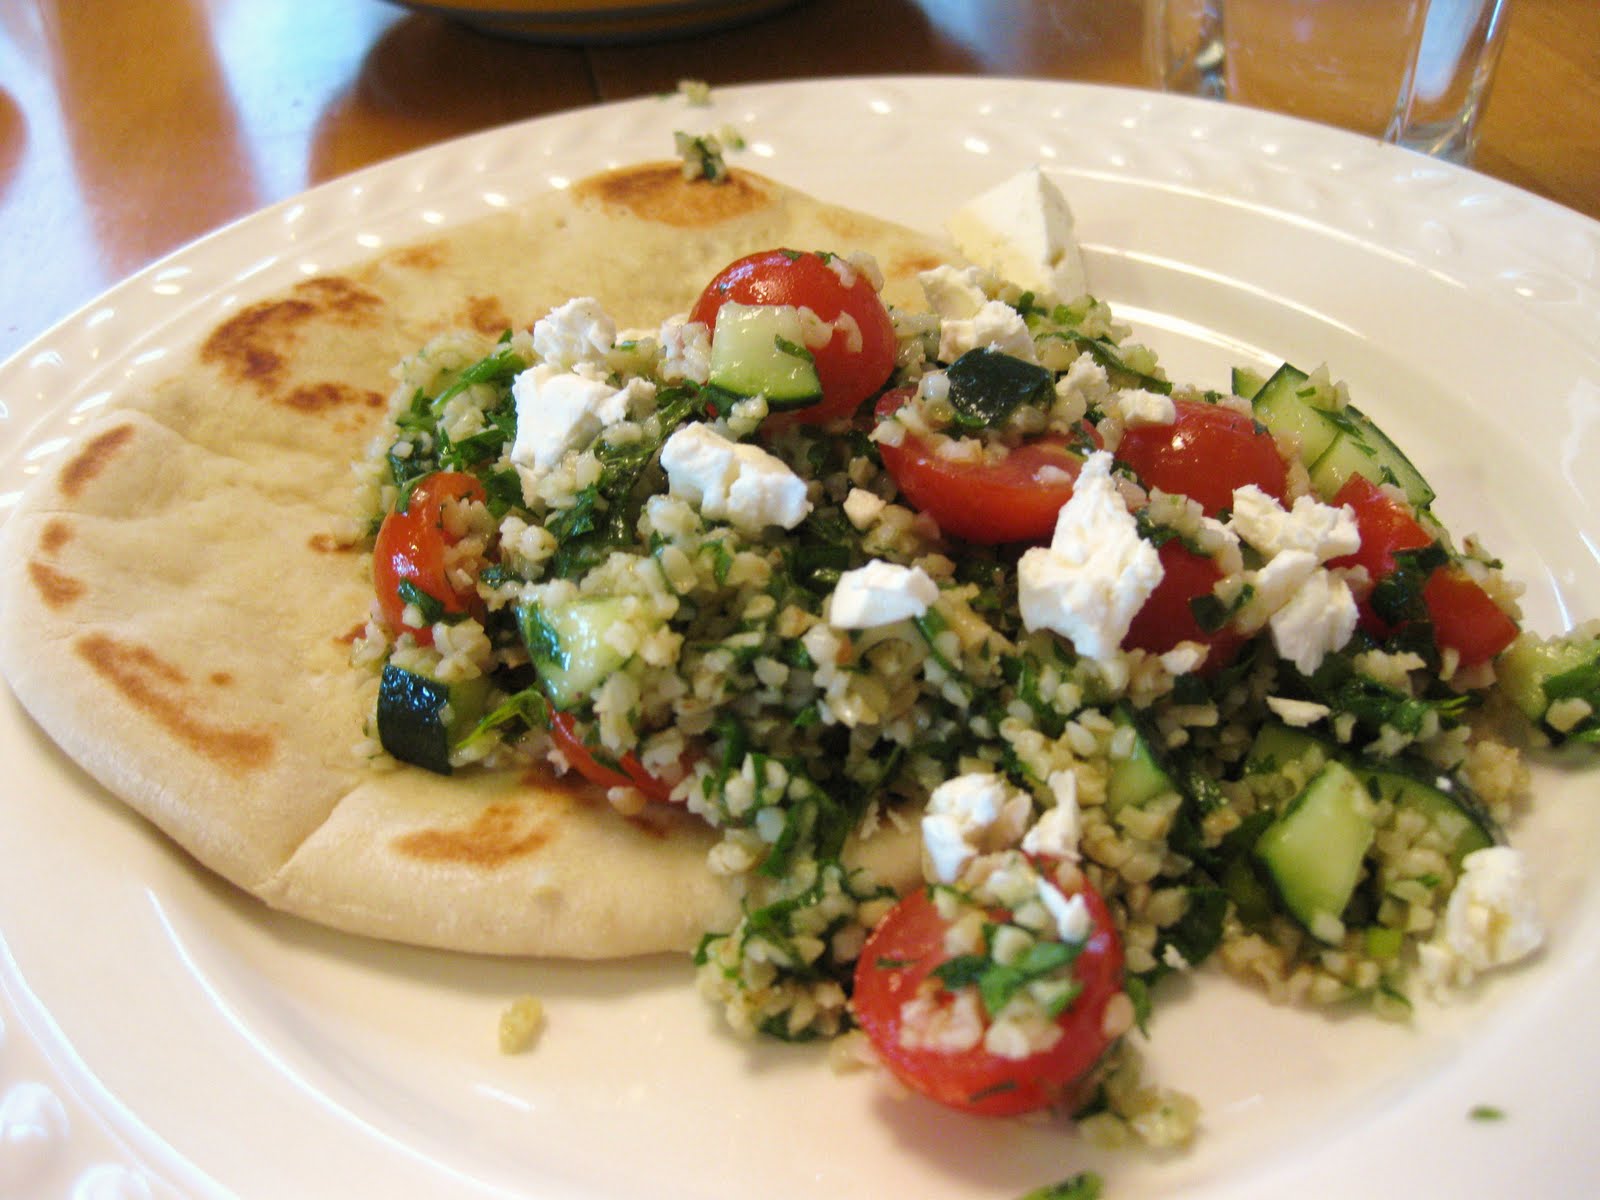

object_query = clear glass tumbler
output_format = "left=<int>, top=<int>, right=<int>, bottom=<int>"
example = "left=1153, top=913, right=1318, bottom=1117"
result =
left=1146, top=0, right=1513, bottom=164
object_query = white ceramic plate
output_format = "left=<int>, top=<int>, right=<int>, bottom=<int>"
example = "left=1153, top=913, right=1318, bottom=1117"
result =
left=2, top=77, right=1598, bottom=1200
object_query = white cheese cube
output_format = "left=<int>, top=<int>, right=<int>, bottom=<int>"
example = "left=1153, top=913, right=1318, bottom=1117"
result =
left=946, top=165, right=1089, bottom=302
left=921, top=772, right=1032, bottom=884
left=658, top=315, right=711, bottom=384
left=1444, top=846, right=1545, bottom=971
left=938, top=299, right=1037, bottom=364
left=509, top=363, right=641, bottom=479
left=532, top=297, right=616, bottom=369
left=1036, top=880, right=1092, bottom=944
left=1020, top=771, right=1082, bottom=861
left=828, top=560, right=939, bottom=630
left=1017, top=451, right=1163, bottom=665
left=1231, top=485, right=1361, bottom=561
left=1269, top=566, right=1359, bottom=675
left=918, top=264, right=990, bottom=320
left=659, top=423, right=811, bottom=532
left=1248, top=548, right=1319, bottom=618
left=1106, top=386, right=1177, bottom=428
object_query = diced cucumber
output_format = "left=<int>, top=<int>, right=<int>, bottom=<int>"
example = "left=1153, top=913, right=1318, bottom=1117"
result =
left=1254, top=760, right=1376, bottom=942
left=518, top=595, right=632, bottom=709
left=1307, top=402, right=1435, bottom=509
left=705, top=302, right=823, bottom=411
left=1243, top=721, right=1334, bottom=778
left=1498, top=626, right=1600, bottom=744
left=1356, top=764, right=1495, bottom=868
left=1249, top=361, right=1435, bottom=508
left=1106, top=705, right=1180, bottom=811
left=1231, top=365, right=1269, bottom=403
left=376, top=663, right=491, bottom=775
left=1249, top=363, right=1343, bottom=467
left=1246, top=720, right=1498, bottom=874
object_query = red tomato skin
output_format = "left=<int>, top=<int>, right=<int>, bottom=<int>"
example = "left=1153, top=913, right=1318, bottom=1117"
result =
left=1115, top=398, right=1289, bottom=516
left=874, top=390, right=1098, bottom=544
left=851, top=879, right=1124, bottom=1117
left=1124, top=539, right=1246, bottom=672
left=1328, top=475, right=1518, bottom=667
left=1423, top=569, right=1520, bottom=668
left=690, top=249, right=897, bottom=423
left=1327, top=474, right=1432, bottom=581
left=372, top=472, right=487, bottom=646
left=547, top=712, right=675, bottom=803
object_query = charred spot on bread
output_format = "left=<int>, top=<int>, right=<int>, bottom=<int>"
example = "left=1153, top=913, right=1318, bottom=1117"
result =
left=393, top=802, right=556, bottom=870
left=201, top=277, right=385, bottom=394
left=572, top=161, right=772, bottom=228
left=59, top=424, right=136, bottom=499
left=74, top=633, right=277, bottom=772
left=26, top=561, right=85, bottom=610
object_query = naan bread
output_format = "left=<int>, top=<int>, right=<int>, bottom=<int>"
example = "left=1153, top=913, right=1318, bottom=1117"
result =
left=0, top=163, right=953, bottom=958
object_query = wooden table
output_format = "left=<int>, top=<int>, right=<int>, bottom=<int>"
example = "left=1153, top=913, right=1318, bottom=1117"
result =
left=1, top=0, right=1595, bottom=364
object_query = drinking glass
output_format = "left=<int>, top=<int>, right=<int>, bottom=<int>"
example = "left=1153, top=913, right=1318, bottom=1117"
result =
left=1147, top=0, right=1512, bottom=163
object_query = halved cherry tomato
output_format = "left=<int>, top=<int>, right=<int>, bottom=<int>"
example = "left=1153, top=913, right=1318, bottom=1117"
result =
left=852, top=877, right=1124, bottom=1117
left=1328, top=474, right=1518, bottom=668
left=874, top=389, right=1100, bottom=544
left=373, top=471, right=487, bottom=646
left=1125, top=539, right=1246, bottom=673
left=1114, top=398, right=1289, bottom=516
left=547, top=711, right=675, bottom=803
left=689, top=248, right=897, bottom=423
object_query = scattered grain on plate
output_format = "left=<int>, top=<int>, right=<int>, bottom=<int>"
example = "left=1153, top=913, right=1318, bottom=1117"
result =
left=499, top=994, right=546, bottom=1054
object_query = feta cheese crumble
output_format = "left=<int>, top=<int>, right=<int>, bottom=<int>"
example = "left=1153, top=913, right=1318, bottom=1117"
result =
left=828, top=560, right=939, bottom=630
left=658, top=314, right=711, bottom=384
left=1241, top=547, right=1360, bottom=675
left=918, top=263, right=990, bottom=321
left=946, top=165, right=1089, bottom=302
left=1418, top=846, right=1545, bottom=994
left=920, top=772, right=1032, bottom=884
left=1230, top=485, right=1361, bottom=561
left=659, top=423, right=812, bottom=532
left=509, top=363, right=645, bottom=480
left=1269, top=563, right=1360, bottom=676
left=1105, top=387, right=1177, bottom=429
left=1017, top=450, right=1164, bottom=665
left=1021, top=771, right=1083, bottom=861
left=937, top=299, right=1037, bottom=364
left=531, top=297, right=615, bottom=369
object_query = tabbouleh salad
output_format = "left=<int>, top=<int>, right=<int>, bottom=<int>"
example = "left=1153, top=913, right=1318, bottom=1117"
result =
left=350, top=173, right=1598, bottom=1150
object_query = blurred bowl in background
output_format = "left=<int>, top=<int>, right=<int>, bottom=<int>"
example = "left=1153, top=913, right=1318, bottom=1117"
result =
left=388, top=0, right=805, bottom=43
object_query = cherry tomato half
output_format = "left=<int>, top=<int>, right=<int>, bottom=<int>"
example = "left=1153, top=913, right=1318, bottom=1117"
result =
left=852, top=878, right=1124, bottom=1117
left=373, top=471, right=487, bottom=646
left=1114, top=397, right=1289, bottom=517
left=1328, top=475, right=1518, bottom=668
left=874, top=389, right=1100, bottom=544
left=690, top=249, right=898, bottom=424
left=1124, top=538, right=1246, bottom=673
left=547, top=712, right=676, bottom=804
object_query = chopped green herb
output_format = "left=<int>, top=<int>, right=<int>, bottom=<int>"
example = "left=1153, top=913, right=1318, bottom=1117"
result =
left=1017, top=1171, right=1103, bottom=1200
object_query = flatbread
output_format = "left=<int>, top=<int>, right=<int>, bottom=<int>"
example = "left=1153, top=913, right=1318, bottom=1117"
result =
left=0, top=163, right=953, bottom=958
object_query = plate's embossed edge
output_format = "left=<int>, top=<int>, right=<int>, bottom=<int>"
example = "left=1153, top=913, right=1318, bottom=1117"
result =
left=0, top=965, right=167, bottom=1199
